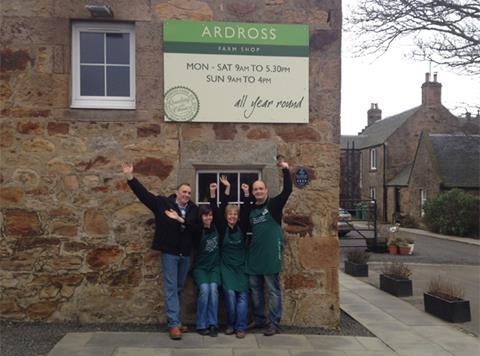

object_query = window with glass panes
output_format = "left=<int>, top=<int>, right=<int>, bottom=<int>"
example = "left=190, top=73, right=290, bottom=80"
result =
left=196, top=171, right=261, bottom=205
left=71, top=22, right=135, bottom=109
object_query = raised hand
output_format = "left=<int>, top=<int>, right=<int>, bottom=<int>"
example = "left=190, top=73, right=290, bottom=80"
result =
left=241, top=183, right=249, bottom=195
left=219, top=175, right=230, bottom=187
left=278, top=161, right=289, bottom=169
left=209, top=182, right=217, bottom=198
left=121, top=162, right=134, bottom=179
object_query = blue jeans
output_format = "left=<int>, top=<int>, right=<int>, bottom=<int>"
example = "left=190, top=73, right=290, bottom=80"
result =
left=161, top=253, right=190, bottom=328
left=196, top=283, right=219, bottom=329
left=224, top=289, right=248, bottom=331
left=249, top=274, right=281, bottom=328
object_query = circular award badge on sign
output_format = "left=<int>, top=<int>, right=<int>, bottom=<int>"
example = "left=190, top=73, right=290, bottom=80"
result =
left=164, top=86, right=200, bottom=122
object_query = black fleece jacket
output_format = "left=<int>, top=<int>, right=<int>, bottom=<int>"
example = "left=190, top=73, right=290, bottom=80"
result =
left=127, top=177, right=199, bottom=255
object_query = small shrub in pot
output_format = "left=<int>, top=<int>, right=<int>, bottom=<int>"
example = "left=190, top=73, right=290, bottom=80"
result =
left=344, top=249, right=370, bottom=277
left=380, top=262, right=413, bottom=296
left=424, top=276, right=471, bottom=322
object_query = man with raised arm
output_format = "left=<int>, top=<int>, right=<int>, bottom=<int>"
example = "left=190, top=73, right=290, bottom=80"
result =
left=122, top=162, right=199, bottom=340
left=246, top=160, right=292, bottom=336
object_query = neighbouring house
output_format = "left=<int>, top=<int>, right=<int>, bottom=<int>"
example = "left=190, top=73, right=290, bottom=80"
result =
left=341, top=73, right=478, bottom=222
left=0, top=1, right=342, bottom=326
left=407, top=133, right=480, bottom=223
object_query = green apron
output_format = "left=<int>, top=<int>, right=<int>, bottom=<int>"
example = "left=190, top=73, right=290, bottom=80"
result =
left=246, top=205, right=284, bottom=275
left=193, top=227, right=221, bottom=285
left=220, top=227, right=248, bottom=292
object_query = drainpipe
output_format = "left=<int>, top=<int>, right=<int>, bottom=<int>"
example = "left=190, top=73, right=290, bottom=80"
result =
left=383, top=143, right=388, bottom=222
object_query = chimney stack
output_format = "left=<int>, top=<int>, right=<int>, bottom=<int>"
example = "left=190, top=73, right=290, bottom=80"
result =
left=422, top=72, right=442, bottom=107
left=367, top=103, right=382, bottom=126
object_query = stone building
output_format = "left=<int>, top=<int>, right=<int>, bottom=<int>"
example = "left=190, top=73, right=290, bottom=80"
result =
left=340, top=73, right=477, bottom=222
left=0, top=1, right=341, bottom=326
left=407, top=133, right=480, bottom=222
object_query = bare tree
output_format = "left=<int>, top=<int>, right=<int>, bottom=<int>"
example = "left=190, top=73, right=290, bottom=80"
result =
left=347, top=0, right=480, bottom=75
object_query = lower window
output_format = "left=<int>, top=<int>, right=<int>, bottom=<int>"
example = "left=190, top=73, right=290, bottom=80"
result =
left=196, top=170, right=260, bottom=205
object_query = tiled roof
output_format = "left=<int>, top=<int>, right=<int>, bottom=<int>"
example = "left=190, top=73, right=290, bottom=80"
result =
left=341, top=107, right=420, bottom=149
left=386, top=164, right=412, bottom=186
left=340, top=135, right=367, bottom=149
left=430, top=134, right=480, bottom=188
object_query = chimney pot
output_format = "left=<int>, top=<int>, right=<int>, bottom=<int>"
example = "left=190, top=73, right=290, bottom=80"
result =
left=367, top=103, right=382, bottom=126
left=433, top=72, right=438, bottom=82
left=422, top=74, right=442, bottom=107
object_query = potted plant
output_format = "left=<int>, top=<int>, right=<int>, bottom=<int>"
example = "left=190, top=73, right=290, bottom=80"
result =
left=424, top=277, right=471, bottom=323
left=344, top=249, right=370, bottom=277
left=397, top=238, right=410, bottom=255
left=387, top=237, right=399, bottom=255
left=404, top=236, right=415, bottom=255
left=380, top=262, right=413, bottom=297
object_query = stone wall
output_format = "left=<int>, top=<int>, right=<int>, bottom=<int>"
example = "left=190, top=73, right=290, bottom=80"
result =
left=0, top=0, right=341, bottom=326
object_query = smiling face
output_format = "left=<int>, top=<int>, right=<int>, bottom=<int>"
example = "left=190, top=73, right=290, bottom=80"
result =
left=176, top=184, right=192, bottom=206
left=201, top=211, right=213, bottom=228
left=225, top=205, right=239, bottom=227
left=252, top=180, right=268, bottom=204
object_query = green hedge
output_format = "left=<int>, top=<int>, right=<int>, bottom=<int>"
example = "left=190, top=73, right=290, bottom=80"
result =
left=423, top=189, right=480, bottom=238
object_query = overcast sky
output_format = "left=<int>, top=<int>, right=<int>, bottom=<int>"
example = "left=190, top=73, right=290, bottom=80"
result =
left=341, top=0, right=480, bottom=135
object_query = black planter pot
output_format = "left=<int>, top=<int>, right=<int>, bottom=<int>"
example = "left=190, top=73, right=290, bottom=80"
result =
left=424, top=292, right=471, bottom=323
left=380, top=274, right=412, bottom=297
left=344, top=261, right=368, bottom=277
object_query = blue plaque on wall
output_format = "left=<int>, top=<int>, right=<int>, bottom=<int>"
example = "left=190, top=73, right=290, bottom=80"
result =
left=294, top=167, right=309, bottom=188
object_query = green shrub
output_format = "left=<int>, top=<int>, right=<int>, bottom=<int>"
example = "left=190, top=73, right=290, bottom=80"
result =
left=422, top=189, right=480, bottom=238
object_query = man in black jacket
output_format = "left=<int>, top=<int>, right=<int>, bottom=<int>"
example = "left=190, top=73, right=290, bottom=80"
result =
left=122, top=162, right=199, bottom=340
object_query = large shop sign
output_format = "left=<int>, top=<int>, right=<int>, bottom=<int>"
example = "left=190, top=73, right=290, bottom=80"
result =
left=163, top=20, right=309, bottom=123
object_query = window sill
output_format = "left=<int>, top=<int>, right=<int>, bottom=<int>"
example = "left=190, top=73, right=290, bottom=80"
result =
left=53, top=108, right=152, bottom=122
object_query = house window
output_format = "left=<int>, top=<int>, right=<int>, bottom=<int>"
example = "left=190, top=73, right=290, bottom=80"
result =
left=420, top=189, right=427, bottom=216
left=71, top=22, right=135, bottom=109
left=370, top=148, right=377, bottom=170
left=369, top=187, right=376, bottom=201
left=196, top=170, right=261, bottom=205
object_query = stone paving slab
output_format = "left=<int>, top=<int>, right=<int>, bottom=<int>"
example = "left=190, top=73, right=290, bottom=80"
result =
left=233, top=349, right=290, bottom=356
left=86, top=331, right=204, bottom=348
left=173, top=349, right=234, bottom=356
left=393, top=343, right=455, bottom=356
left=354, top=336, right=392, bottom=351
left=305, top=335, right=366, bottom=351
left=48, top=345, right=115, bottom=356
left=201, top=333, right=257, bottom=348
left=256, top=334, right=313, bottom=349
left=115, top=348, right=172, bottom=356
left=290, top=351, right=349, bottom=356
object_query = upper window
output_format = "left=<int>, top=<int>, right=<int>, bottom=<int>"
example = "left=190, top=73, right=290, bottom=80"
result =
left=71, top=22, right=135, bottom=109
left=196, top=170, right=261, bottom=205
left=370, top=148, right=377, bottom=170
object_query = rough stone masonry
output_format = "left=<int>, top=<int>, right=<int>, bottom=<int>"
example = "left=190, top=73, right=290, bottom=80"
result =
left=0, top=0, right=341, bottom=326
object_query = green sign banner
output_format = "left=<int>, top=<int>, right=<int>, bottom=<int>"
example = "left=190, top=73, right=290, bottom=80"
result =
left=164, top=20, right=309, bottom=123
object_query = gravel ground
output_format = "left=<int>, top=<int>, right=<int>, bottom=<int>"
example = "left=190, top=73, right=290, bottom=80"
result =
left=0, top=311, right=372, bottom=356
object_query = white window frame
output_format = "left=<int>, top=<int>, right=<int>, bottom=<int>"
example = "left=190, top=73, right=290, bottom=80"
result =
left=370, top=148, right=377, bottom=170
left=369, top=187, right=376, bottom=201
left=71, top=22, right=136, bottom=109
left=196, top=170, right=261, bottom=205
left=420, top=189, right=427, bottom=217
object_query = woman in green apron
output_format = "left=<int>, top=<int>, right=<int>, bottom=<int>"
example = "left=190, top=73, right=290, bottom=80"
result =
left=191, top=202, right=221, bottom=337
left=210, top=176, right=251, bottom=339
